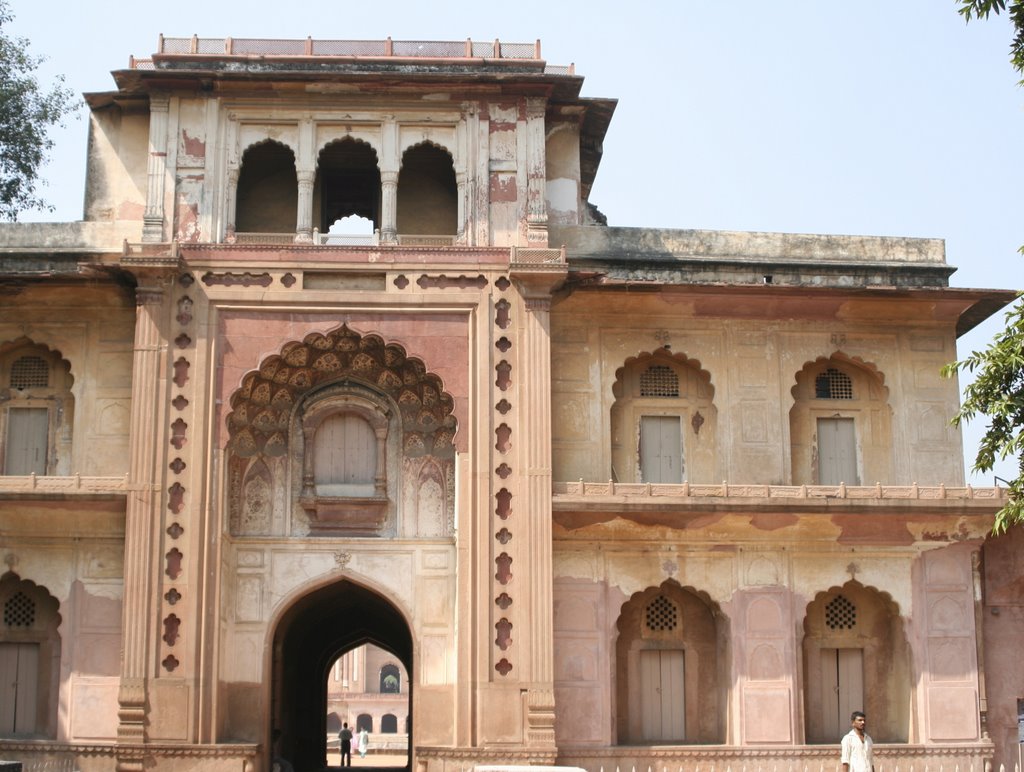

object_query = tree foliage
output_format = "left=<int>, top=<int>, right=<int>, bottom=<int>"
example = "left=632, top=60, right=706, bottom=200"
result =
left=957, top=0, right=1024, bottom=75
left=947, top=2, right=1024, bottom=531
left=0, top=0, right=77, bottom=220
left=944, top=297, right=1024, bottom=532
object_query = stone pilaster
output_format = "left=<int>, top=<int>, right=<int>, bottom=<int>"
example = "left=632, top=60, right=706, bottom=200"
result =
left=224, top=167, right=239, bottom=243
left=117, top=272, right=173, bottom=754
left=525, top=97, right=548, bottom=245
left=143, top=94, right=171, bottom=243
left=380, top=117, right=399, bottom=242
left=520, top=293, right=556, bottom=747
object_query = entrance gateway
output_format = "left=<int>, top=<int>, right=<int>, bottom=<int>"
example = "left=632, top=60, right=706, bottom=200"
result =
left=273, top=580, right=413, bottom=771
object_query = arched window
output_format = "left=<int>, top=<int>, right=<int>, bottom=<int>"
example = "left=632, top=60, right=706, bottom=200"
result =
left=0, top=573, right=61, bottom=737
left=397, top=143, right=457, bottom=240
left=316, top=138, right=381, bottom=233
left=380, top=663, right=401, bottom=694
left=615, top=583, right=728, bottom=744
left=803, top=582, right=911, bottom=743
left=356, top=713, right=373, bottom=732
left=380, top=713, right=398, bottom=734
left=610, top=353, right=717, bottom=484
left=789, top=356, right=891, bottom=486
left=1, top=342, right=74, bottom=476
left=313, top=413, right=378, bottom=496
left=235, top=140, right=298, bottom=237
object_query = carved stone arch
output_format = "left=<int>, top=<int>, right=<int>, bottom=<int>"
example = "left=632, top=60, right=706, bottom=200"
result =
left=225, top=324, right=457, bottom=536
left=0, top=571, right=62, bottom=737
left=610, top=349, right=718, bottom=484
left=315, top=133, right=382, bottom=164
left=240, top=136, right=299, bottom=162
left=315, top=137, right=382, bottom=232
left=236, top=139, right=298, bottom=235
left=397, top=141, right=457, bottom=237
left=789, top=352, right=892, bottom=485
left=0, top=337, right=76, bottom=476
left=802, top=580, right=911, bottom=743
left=615, top=580, right=728, bottom=744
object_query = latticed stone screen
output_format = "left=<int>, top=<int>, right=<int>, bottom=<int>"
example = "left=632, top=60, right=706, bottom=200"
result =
left=3, top=591, right=35, bottom=627
left=645, top=595, right=678, bottom=632
left=815, top=368, right=853, bottom=400
left=640, top=365, right=679, bottom=397
left=10, top=356, right=49, bottom=389
left=825, top=594, right=857, bottom=630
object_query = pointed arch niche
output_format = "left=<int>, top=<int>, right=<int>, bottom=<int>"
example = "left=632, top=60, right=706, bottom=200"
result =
left=789, top=353, right=892, bottom=486
left=0, top=338, right=75, bottom=476
left=802, top=580, right=911, bottom=743
left=235, top=140, right=298, bottom=235
left=397, top=142, right=457, bottom=238
left=615, top=581, right=728, bottom=745
left=225, top=325, right=457, bottom=537
left=0, top=572, right=62, bottom=737
left=315, top=138, right=381, bottom=233
left=610, top=350, right=717, bottom=484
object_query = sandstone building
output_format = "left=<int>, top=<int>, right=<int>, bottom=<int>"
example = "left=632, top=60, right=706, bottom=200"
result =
left=0, top=36, right=1022, bottom=772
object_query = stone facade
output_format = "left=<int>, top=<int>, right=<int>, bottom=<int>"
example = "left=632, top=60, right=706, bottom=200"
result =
left=0, top=37, right=1020, bottom=772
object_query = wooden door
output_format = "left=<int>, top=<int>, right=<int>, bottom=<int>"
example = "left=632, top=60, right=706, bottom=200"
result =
left=0, top=642, right=39, bottom=734
left=820, top=648, right=864, bottom=740
left=4, top=407, right=48, bottom=475
left=817, top=417, right=858, bottom=485
left=639, top=649, right=685, bottom=742
left=639, top=416, right=683, bottom=484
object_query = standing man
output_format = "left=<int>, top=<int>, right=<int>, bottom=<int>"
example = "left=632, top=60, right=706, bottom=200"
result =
left=339, top=722, right=353, bottom=768
left=841, top=711, right=874, bottom=772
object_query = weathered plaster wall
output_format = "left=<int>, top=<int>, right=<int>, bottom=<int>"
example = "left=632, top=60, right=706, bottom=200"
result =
left=84, top=106, right=148, bottom=225
left=0, top=283, right=136, bottom=475
left=551, top=292, right=964, bottom=486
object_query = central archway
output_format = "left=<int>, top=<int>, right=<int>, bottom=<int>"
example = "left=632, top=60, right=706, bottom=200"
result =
left=272, top=580, right=413, bottom=771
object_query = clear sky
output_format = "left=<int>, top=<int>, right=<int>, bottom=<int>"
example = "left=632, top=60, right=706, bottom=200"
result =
left=7, top=0, right=1023, bottom=485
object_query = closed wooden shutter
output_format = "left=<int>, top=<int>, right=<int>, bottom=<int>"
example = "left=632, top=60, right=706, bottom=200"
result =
left=639, top=648, right=685, bottom=742
left=817, top=417, right=858, bottom=485
left=0, top=642, right=39, bottom=734
left=314, top=414, right=376, bottom=495
left=639, top=416, right=683, bottom=484
left=4, top=407, right=48, bottom=476
left=820, top=647, right=864, bottom=740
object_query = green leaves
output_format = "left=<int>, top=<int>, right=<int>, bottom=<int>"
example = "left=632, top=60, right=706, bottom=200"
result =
left=944, top=293, right=1024, bottom=532
left=0, top=0, right=77, bottom=220
left=957, top=0, right=1024, bottom=76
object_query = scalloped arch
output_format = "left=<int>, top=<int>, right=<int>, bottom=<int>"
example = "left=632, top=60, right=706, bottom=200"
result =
left=0, top=570, right=63, bottom=630
left=399, top=139, right=455, bottom=167
left=613, top=349, right=715, bottom=400
left=240, top=137, right=298, bottom=162
left=316, top=135, right=381, bottom=166
left=226, top=324, right=457, bottom=459
left=0, top=336, right=75, bottom=391
left=802, top=579, right=901, bottom=634
left=616, top=578, right=725, bottom=634
left=790, top=350, right=888, bottom=402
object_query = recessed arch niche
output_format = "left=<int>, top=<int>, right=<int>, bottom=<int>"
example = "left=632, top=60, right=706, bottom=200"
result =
left=225, top=324, right=457, bottom=537
left=397, top=142, right=457, bottom=237
left=235, top=140, right=298, bottom=235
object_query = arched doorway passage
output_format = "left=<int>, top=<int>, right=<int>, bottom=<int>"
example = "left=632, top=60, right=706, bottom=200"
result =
left=272, top=580, right=412, bottom=772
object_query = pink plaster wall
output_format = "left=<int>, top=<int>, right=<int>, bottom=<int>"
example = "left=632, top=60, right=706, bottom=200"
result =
left=982, top=526, right=1024, bottom=769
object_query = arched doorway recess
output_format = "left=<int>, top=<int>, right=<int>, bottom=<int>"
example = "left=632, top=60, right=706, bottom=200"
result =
left=272, top=580, right=413, bottom=772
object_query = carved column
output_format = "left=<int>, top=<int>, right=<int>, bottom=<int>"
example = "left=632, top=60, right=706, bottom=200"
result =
left=224, top=166, right=239, bottom=243
left=380, top=171, right=398, bottom=243
left=295, top=169, right=315, bottom=243
left=524, top=97, right=548, bottom=245
left=380, top=116, right=399, bottom=243
left=117, top=271, right=173, bottom=766
left=143, top=93, right=171, bottom=243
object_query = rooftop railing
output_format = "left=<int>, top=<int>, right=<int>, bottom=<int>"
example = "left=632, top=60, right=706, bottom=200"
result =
left=128, top=37, right=575, bottom=74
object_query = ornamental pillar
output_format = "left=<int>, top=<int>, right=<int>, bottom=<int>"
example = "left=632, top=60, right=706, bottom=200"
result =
left=295, top=169, right=315, bottom=243
left=525, top=97, right=548, bottom=245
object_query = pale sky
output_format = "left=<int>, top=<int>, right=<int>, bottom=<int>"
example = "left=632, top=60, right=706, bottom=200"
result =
left=7, top=1, right=1023, bottom=485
